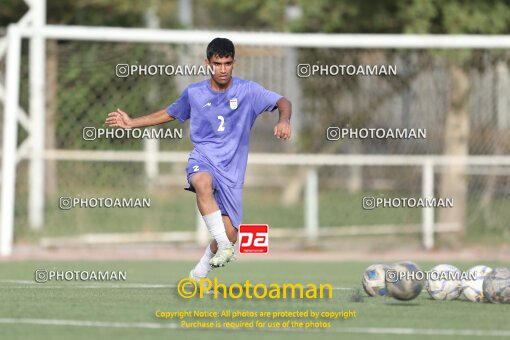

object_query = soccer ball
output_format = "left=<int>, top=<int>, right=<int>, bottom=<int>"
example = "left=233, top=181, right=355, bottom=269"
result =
left=362, top=264, right=388, bottom=297
left=462, top=265, right=493, bottom=302
left=483, top=268, right=510, bottom=304
left=426, top=264, right=462, bottom=301
left=385, top=261, right=424, bottom=301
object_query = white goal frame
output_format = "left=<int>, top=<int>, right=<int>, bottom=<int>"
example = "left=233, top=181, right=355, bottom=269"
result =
left=2, top=0, right=510, bottom=255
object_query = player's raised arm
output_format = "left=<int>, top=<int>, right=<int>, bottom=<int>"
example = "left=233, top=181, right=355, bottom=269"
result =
left=105, top=108, right=174, bottom=129
left=273, top=97, right=292, bottom=140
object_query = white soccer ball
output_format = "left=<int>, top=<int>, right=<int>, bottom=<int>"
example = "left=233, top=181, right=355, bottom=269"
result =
left=483, top=267, right=510, bottom=304
left=362, top=264, right=388, bottom=297
left=426, top=264, right=462, bottom=301
left=462, top=265, right=493, bottom=302
left=386, top=261, right=424, bottom=301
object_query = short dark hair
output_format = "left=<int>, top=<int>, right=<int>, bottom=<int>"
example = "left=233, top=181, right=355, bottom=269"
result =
left=206, top=38, right=235, bottom=60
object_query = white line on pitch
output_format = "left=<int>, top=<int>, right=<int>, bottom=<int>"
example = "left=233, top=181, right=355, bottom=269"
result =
left=0, top=280, right=354, bottom=290
left=0, top=283, right=176, bottom=289
left=0, top=318, right=509, bottom=337
left=0, top=318, right=179, bottom=329
left=0, top=280, right=36, bottom=284
left=339, top=327, right=510, bottom=337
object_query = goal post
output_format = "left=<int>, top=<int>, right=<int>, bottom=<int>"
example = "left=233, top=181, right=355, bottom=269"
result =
left=1, top=24, right=22, bottom=256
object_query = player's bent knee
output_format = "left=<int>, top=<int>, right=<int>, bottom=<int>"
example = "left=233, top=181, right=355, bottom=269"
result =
left=191, top=173, right=213, bottom=195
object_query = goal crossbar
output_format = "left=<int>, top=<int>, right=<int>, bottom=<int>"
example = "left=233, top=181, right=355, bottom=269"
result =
left=15, top=24, right=510, bottom=48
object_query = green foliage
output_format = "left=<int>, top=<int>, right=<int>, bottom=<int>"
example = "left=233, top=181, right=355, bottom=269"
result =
left=290, top=0, right=510, bottom=34
left=440, top=0, right=510, bottom=34
left=291, top=0, right=401, bottom=33
left=1, top=0, right=180, bottom=28
left=198, top=0, right=287, bottom=30
left=2, top=0, right=510, bottom=34
left=0, top=0, right=28, bottom=26
left=396, top=0, right=438, bottom=33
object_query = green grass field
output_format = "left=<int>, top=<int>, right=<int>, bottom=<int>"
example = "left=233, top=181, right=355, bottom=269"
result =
left=1, top=260, right=509, bottom=340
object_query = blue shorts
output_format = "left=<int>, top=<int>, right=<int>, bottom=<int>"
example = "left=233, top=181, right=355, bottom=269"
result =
left=185, top=155, right=242, bottom=230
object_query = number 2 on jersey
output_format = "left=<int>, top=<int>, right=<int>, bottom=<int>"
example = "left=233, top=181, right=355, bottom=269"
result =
left=217, top=115, right=225, bottom=132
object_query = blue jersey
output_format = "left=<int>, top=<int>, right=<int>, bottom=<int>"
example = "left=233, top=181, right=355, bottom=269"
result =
left=166, top=77, right=282, bottom=188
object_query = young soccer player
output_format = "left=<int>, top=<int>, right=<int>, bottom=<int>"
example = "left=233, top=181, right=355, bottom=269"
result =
left=105, top=37, right=292, bottom=280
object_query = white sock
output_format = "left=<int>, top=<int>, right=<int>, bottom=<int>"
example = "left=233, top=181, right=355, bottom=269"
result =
left=203, top=210, right=230, bottom=247
left=193, top=244, right=214, bottom=278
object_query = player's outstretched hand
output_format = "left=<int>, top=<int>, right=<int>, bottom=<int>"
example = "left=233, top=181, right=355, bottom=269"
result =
left=274, top=119, right=291, bottom=140
left=105, top=108, right=133, bottom=129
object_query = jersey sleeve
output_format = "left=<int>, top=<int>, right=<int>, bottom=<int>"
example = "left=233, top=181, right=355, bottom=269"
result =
left=250, top=81, right=283, bottom=117
left=166, top=87, right=191, bottom=123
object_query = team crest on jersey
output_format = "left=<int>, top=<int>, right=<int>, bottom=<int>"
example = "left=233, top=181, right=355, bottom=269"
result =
left=229, top=98, right=238, bottom=110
